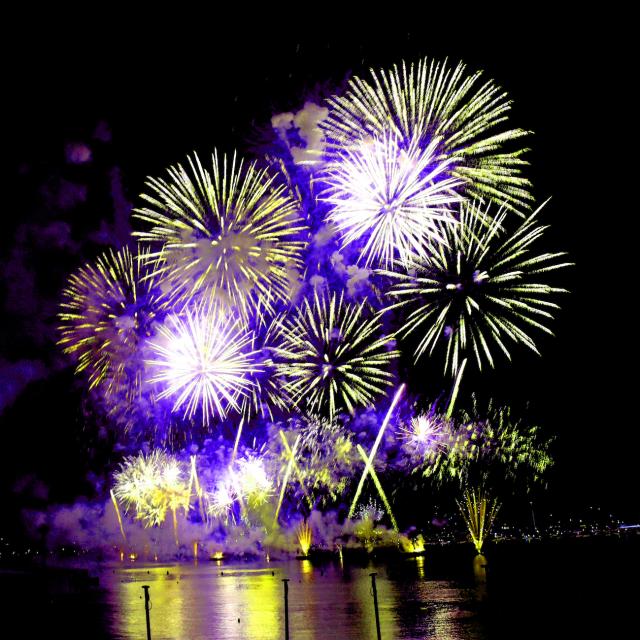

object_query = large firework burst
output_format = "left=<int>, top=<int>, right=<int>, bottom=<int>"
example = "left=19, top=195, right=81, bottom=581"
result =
left=145, top=305, right=260, bottom=426
left=58, top=246, right=174, bottom=395
left=272, top=291, right=399, bottom=419
left=383, top=200, right=571, bottom=376
left=133, top=151, right=307, bottom=321
left=321, top=58, right=532, bottom=210
left=320, top=132, right=463, bottom=267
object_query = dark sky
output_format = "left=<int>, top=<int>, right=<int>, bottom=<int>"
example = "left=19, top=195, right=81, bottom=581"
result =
left=2, top=21, right=636, bottom=530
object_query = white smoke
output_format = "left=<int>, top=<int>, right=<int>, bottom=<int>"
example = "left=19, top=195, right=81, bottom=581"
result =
left=271, top=102, right=329, bottom=167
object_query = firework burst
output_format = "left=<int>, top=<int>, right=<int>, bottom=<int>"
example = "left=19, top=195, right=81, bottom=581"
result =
left=113, top=450, right=190, bottom=528
left=383, top=200, right=571, bottom=376
left=422, top=399, right=553, bottom=488
left=133, top=152, right=307, bottom=321
left=273, top=291, right=399, bottom=419
left=398, top=411, right=452, bottom=457
left=320, top=132, right=463, bottom=267
left=321, top=57, right=532, bottom=210
left=58, top=246, right=174, bottom=395
left=145, top=305, right=260, bottom=426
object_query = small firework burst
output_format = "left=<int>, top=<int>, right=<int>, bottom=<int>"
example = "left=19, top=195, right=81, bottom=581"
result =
left=399, top=411, right=451, bottom=456
left=383, top=200, right=571, bottom=376
left=320, top=132, right=462, bottom=267
left=58, top=246, right=175, bottom=395
left=206, top=480, right=237, bottom=520
left=273, top=290, right=399, bottom=419
left=234, top=453, right=274, bottom=508
left=112, top=450, right=190, bottom=527
left=145, top=305, right=260, bottom=426
left=321, top=58, right=532, bottom=210
left=457, top=486, right=501, bottom=554
left=133, top=151, right=307, bottom=320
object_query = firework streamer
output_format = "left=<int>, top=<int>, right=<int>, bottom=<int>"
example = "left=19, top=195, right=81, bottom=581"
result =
left=273, top=433, right=301, bottom=527
left=356, top=444, right=399, bottom=534
left=110, top=489, right=127, bottom=543
left=456, top=486, right=501, bottom=553
left=348, top=383, right=405, bottom=518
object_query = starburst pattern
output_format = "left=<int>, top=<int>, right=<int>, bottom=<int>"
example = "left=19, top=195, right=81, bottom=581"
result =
left=383, top=200, right=571, bottom=375
left=145, top=305, right=259, bottom=425
left=58, top=246, right=174, bottom=394
left=134, top=151, right=308, bottom=320
left=113, top=450, right=190, bottom=527
left=272, top=291, right=399, bottom=419
left=321, top=58, right=532, bottom=210
left=320, top=132, right=462, bottom=267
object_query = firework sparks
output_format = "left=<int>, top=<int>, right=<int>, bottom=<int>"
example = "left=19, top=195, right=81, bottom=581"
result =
left=320, top=132, right=462, bottom=267
left=383, top=200, right=571, bottom=376
left=146, top=305, right=260, bottom=426
left=457, top=486, right=500, bottom=553
left=235, top=454, right=274, bottom=508
left=273, top=291, right=399, bottom=419
left=58, top=246, right=175, bottom=395
left=422, top=399, right=553, bottom=488
left=321, top=58, right=532, bottom=210
left=399, top=412, right=451, bottom=456
left=133, top=151, right=307, bottom=320
left=296, top=521, right=312, bottom=556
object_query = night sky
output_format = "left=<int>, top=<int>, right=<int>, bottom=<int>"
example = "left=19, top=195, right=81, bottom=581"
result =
left=2, top=21, right=636, bottom=542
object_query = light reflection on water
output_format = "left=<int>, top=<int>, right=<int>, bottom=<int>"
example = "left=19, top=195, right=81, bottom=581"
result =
left=102, top=558, right=483, bottom=640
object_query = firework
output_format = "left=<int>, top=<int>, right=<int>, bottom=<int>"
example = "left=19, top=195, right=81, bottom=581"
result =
left=398, top=411, right=451, bottom=457
left=206, top=480, right=237, bottom=521
left=112, top=450, right=190, bottom=528
left=456, top=486, right=500, bottom=553
left=349, top=384, right=404, bottom=518
left=133, top=151, right=307, bottom=320
left=272, top=291, right=399, bottom=419
left=58, top=246, right=174, bottom=395
left=383, top=200, right=571, bottom=376
left=275, top=418, right=355, bottom=514
left=422, top=399, right=553, bottom=488
left=296, top=521, right=312, bottom=556
left=234, top=453, right=274, bottom=508
left=321, top=58, right=531, bottom=210
left=320, top=132, right=462, bottom=267
left=145, top=305, right=260, bottom=426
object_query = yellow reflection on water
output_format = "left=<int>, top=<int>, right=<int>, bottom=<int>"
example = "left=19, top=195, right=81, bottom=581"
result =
left=415, top=555, right=426, bottom=580
left=473, top=554, right=487, bottom=582
left=300, top=559, right=313, bottom=580
left=113, top=565, right=186, bottom=640
left=216, top=569, right=282, bottom=639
